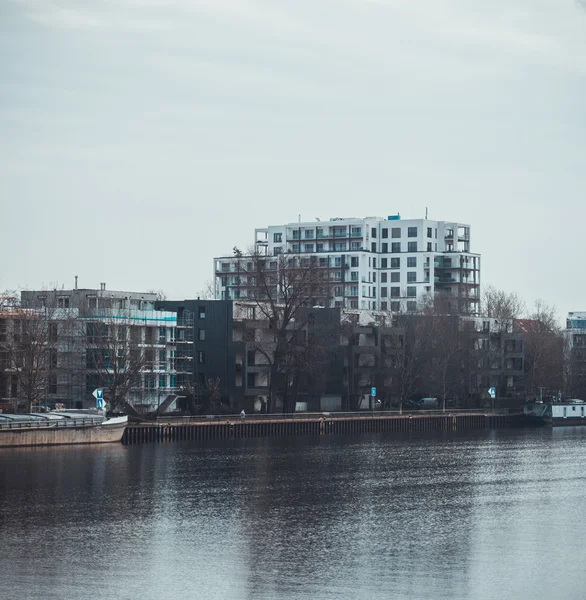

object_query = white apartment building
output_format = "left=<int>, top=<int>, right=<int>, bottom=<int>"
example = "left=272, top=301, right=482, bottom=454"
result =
left=214, top=215, right=481, bottom=314
left=566, top=312, right=586, bottom=351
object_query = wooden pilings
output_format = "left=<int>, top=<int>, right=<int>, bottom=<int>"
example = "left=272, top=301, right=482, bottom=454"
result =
left=122, top=413, right=513, bottom=445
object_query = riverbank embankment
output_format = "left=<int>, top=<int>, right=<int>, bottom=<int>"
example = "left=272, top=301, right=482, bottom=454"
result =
left=123, top=411, right=514, bottom=444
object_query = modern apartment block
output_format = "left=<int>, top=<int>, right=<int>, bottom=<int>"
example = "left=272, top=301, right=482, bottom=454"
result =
left=155, top=299, right=345, bottom=413
left=16, top=285, right=180, bottom=412
left=214, top=215, right=481, bottom=314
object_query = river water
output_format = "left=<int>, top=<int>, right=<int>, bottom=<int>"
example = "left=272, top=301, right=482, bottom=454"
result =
left=1, top=428, right=586, bottom=600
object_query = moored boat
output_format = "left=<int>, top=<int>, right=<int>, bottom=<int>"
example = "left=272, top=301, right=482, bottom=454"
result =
left=522, top=399, right=586, bottom=426
left=0, top=411, right=128, bottom=447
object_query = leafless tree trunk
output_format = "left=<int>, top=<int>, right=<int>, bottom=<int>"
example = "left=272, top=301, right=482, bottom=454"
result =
left=237, top=249, right=330, bottom=413
left=85, top=317, right=148, bottom=414
left=4, top=305, right=58, bottom=413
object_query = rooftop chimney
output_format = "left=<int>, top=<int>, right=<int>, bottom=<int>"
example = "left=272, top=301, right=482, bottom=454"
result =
left=100, top=282, right=106, bottom=291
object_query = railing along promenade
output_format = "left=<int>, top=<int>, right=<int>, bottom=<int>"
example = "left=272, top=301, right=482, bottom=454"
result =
left=123, top=409, right=513, bottom=444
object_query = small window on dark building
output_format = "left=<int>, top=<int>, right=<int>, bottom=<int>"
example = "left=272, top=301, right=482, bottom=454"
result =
left=199, top=306, right=206, bottom=319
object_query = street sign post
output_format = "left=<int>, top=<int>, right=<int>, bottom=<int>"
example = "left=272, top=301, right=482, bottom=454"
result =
left=93, top=388, right=104, bottom=410
left=371, top=387, right=376, bottom=415
left=488, top=387, right=496, bottom=412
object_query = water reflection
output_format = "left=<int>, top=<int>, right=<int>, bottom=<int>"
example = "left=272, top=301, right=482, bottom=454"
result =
left=2, top=428, right=586, bottom=600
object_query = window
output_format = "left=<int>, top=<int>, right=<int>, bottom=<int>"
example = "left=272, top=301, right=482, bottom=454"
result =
left=391, top=272, right=400, bottom=282
left=57, top=296, right=70, bottom=309
left=351, top=256, right=359, bottom=267
left=350, top=241, right=361, bottom=250
left=304, top=244, right=314, bottom=252
left=407, top=272, right=416, bottom=282
left=382, top=228, right=388, bottom=238
left=49, top=348, right=58, bottom=369
left=381, top=301, right=388, bottom=311
left=199, top=306, right=206, bottom=319
left=247, top=373, right=256, bottom=387
left=380, top=287, right=387, bottom=297
left=351, top=226, right=362, bottom=236
left=350, top=285, right=359, bottom=296
left=273, top=233, right=282, bottom=243
left=316, top=227, right=324, bottom=238
left=48, top=323, right=58, bottom=342
left=382, top=243, right=388, bottom=253
left=391, top=242, right=401, bottom=253
left=373, top=258, right=377, bottom=268
left=408, top=227, right=417, bottom=237
left=407, top=301, right=417, bottom=312
left=274, top=246, right=283, bottom=255
left=198, top=351, right=205, bottom=364
left=408, top=242, right=417, bottom=252
left=159, top=375, right=166, bottom=389
left=335, top=286, right=343, bottom=296
left=350, top=300, right=358, bottom=309
left=199, top=329, right=205, bottom=341
left=158, top=327, right=166, bottom=343
left=381, top=258, right=387, bottom=269
left=49, top=375, right=57, bottom=395
left=305, top=229, right=314, bottom=239
left=316, top=243, right=324, bottom=252
left=427, top=242, right=432, bottom=252
left=351, top=272, right=358, bottom=281
left=373, top=272, right=377, bottom=283
left=371, top=242, right=376, bottom=253
left=292, top=230, right=300, bottom=240
left=381, top=272, right=387, bottom=283
left=391, top=257, right=400, bottom=269
left=391, top=301, right=400, bottom=311
left=427, top=227, right=432, bottom=238
left=247, top=350, right=256, bottom=366
left=391, top=287, right=400, bottom=297
left=371, top=227, right=377, bottom=238
left=407, top=286, right=416, bottom=297
left=334, top=243, right=346, bottom=251
left=292, top=244, right=300, bottom=252
left=407, top=256, right=416, bottom=268
left=334, top=256, right=342, bottom=267
left=392, top=228, right=401, bottom=238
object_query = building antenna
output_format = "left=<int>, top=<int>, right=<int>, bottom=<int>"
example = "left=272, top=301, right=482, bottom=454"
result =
left=298, top=214, right=301, bottom=223
left=425, top=207, right=428, bottom=219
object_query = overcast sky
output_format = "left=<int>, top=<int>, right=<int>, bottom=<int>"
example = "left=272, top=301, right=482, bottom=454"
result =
left=1, top=0, right=585, bottom=317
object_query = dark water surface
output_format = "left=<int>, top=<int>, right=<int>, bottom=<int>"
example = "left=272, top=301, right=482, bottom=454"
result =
left=2, top=428, right=586, bottom=600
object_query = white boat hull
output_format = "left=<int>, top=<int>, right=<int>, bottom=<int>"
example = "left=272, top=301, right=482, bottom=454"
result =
left=0, top=417, right=128, bottom=448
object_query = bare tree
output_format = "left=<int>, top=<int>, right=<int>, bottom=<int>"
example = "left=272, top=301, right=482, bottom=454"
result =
left=519, top=300, right=564, bottom=399
left=196, top=280, right=215, bottom=300
left=482, top=285, right=525, bottom=327
left=237, top=249, right=330, bottom=413
left=5, top=305, right=58, bottom=412
left=85, top=317, right=148, bottom=415
left=147, top=289, right=168, bottom=301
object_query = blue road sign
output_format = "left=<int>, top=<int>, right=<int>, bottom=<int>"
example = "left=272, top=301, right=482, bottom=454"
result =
left=371, top=387, right=376, bottom=397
